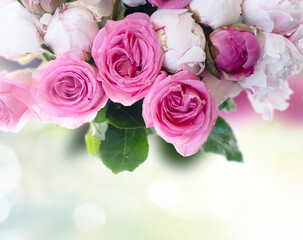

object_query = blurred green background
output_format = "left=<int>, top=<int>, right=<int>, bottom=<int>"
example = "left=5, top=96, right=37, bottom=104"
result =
left=1, top=57, right=303, bottom=240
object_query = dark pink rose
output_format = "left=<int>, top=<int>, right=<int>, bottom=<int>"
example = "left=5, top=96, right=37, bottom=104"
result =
left=206, top=24, right=261, bottom=81
left=143, top=70, right=218, bottom=157
left=148, top=0, right=191, bottom=9
left=92, top=13, right=164, bottom=106
left=31, top=56, right=108, bottom=129
left=0, top=71, right=35, bottom=131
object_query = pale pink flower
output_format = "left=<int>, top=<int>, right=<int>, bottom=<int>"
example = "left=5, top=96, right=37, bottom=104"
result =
left=0, top=71, right=35, bottom=132
left=21, top=0, right=66, bottom=15
left=0, top=0, right=43, bottom=63
left=41, top=5, right=99, bottom=61
left=239, top=32, right=303, bottom=120
left=189, top=0, right=242, bottom=29
left=151, top=8, right=206, bottom=75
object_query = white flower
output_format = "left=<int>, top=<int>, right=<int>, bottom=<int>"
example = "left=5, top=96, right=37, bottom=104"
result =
left=151, top=8, right=206, bottom=75
left=41, top=5, right=99, bottom=61
left=189, top=0, right=242, bottom=29
left=76, top=0, right=113, bottom=21
left=240, top=32, right=303, bottom=120
left=242, top=0, right=303, bottom=35
left=122, top=0, right=146, bottom=7
left=0, top=0, right=43, bottom=63
left=201, top=70, right=241, bottom=106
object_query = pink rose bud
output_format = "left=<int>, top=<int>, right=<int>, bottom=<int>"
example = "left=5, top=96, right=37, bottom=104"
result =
left=242, top=0, right=303, bottom=36
left=0, top=0, right=43, bottom=64
left=239, top=32, right=303, bottom=120
left=151, top=9, right=206, bottom=75
left=41, top=5, right=99, bottom=61
left=206, top=24, right=261, bottom=81
left=122, top=0, right=146, bottom=7
left=92, top=13, right=164, bottom=106
left=143, top=70, right=218, bottom=157
left=21, top=0, right=66, bottom=15
left=31, top=56, right=108, bottom=129
left=148, top=0, right=191, bottom=9
left=0, top=71, right=35, bottom=132
left=189, top=0, right=242, bottom=29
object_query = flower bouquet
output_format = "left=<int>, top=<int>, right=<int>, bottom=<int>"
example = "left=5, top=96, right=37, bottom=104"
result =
left=0, top=0, right=302, bottom=173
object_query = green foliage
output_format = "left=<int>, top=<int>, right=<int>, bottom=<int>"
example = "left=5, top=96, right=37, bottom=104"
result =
left=94, top=105, right=108, bottom=123
left=219, top=98, right=236, bottom=112
left=202, top=117, right=243, bottom=162
left=100, top=125, right=149, bottom=173
left=106, top=101, right=146, bottom=129
left=85, top=130, right=101, bottom=157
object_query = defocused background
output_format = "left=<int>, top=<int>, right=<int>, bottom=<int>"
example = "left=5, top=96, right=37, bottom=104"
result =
left=0, top=57, right=303, bottom=240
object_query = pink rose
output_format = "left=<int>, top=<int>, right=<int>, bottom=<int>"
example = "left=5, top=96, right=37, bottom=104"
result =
left=206, top=24, right=261, bottom=81
left=143, top=70, right=218, bottom=157
left=0, top=71, right=35, bottom=132
left=92, top=13, right=164, bottom=106
left=21, top=0, right=66, bottom=15
left=148, top=0, right=191, bottom=9
left=41, top=5, right=99, bottom=61
left=31, top=56, right=108, bottom=129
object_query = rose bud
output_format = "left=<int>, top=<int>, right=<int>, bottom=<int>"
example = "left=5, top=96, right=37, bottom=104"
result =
left=21, top=0, right=67, bottom=15
left=151, top=9, right=206, bottom=75
left=31, top=56, right=108, bottom=129
left=189, top=0, right=242, bottom=29
left=41, top=5, right=99, bottom=61
left=0, top=0, right=43, bottom=64
left=148, top=0, right=191, bottom=9
left=92, top=13, right=164, bottom=106
left=239, top=32, right=303, bottom=120
left=122, top=0, right=146, bottom=7
left=242, top=0, right=303, bottom=36
left=0, top=71, right=35, bottom=132
left=206, top=24, right=261, bottom=81
left=143, top=70, right=218, bottom=157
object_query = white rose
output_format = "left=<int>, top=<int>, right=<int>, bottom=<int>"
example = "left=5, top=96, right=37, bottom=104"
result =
left=0, top=0, right=43, bottom=63
left=151, top=8, right=206, bottom=75
left=240, top=32, right=303, bottom=120
left=189, top=0, right=242, bottom=29
left=41, top=5, right=99, bottom=61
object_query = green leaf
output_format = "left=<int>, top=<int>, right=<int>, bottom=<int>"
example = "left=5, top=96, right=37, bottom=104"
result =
left=202, top=117, right=243, bottom=162
left=100, top=124, right=149, bottom=173
left=40, top=44, right=54, bottom=54
left=98, top=16, right=110, bottom=29
left=85, top=130, right=101, bottom=157
left=94, top=105, right=108, bottom=123
left=106, top=101, right=145, bottom=129
left=111, top=0, right=125, bottom=21
left=219, top=98, right=236, bottom=112
left=42, top=52, right=56, bottom=61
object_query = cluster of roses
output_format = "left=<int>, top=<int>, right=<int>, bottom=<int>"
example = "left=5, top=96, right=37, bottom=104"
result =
left=0, top=0, right=303, bottom=159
